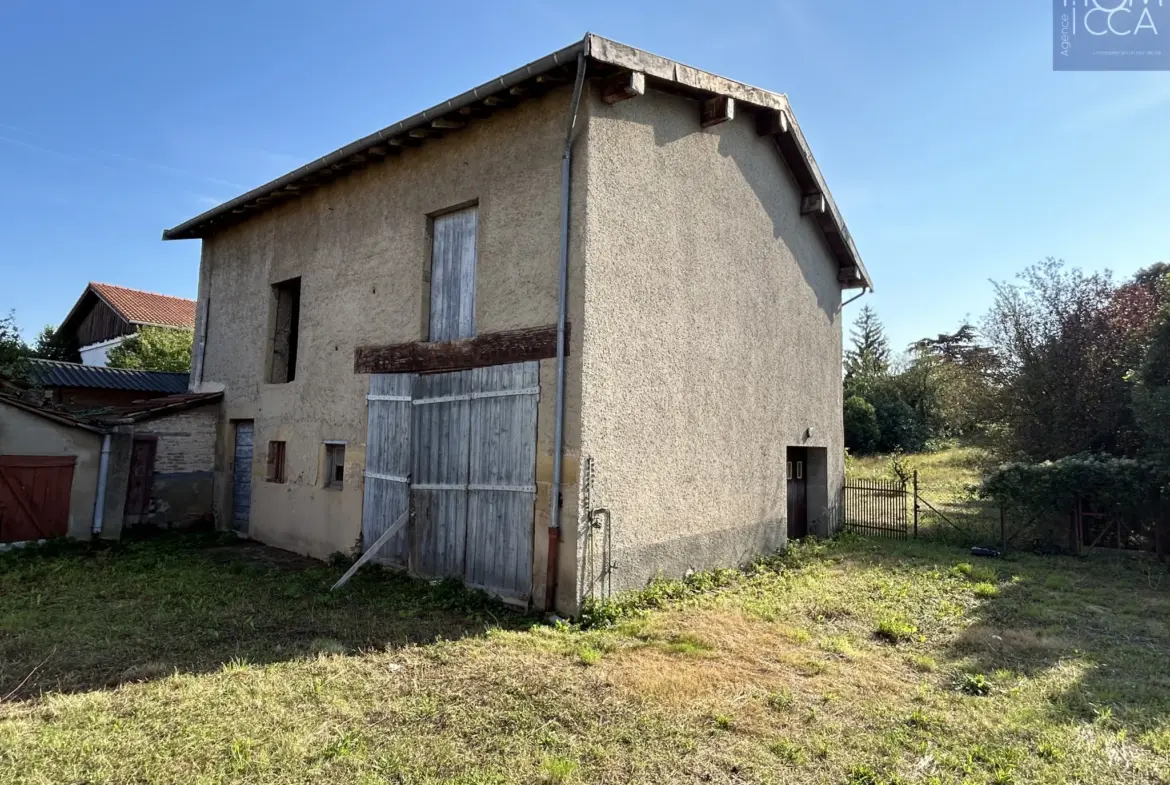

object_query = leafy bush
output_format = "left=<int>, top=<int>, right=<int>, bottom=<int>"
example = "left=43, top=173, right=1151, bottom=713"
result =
left=875, top=615, right=918, bottom=644
left=980, top=453, right=1167, bottom=517
left=844, top=395, right=880, bottom=454
left=960, top=673, right=991, bottom=696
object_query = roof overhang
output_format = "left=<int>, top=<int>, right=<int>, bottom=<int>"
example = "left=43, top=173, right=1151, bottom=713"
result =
left=162, top=34, right=871, bottom=290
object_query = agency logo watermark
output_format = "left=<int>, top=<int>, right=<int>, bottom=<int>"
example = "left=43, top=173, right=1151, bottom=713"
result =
left=1054, top=0, right=1169, bottom=70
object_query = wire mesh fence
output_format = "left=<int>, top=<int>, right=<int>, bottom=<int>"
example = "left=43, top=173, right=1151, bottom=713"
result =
left=844, top=469, right=1169, bottom=558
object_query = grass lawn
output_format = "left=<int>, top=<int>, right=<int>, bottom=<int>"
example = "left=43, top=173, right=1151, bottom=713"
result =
left=2, top=533, right=1169, bottom=784
left=847, top=445, right=989, bottom=491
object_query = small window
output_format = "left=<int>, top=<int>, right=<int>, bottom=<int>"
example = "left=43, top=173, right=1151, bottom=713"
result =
left=268, top=277, right=301, bottom=383
left=266, top=441, right=286, bottom=483
left=325, top=443, right=345, bottom=489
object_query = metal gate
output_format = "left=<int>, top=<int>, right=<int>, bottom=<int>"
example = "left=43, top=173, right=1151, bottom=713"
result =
left=362, top=362, right=538, bottom=603
left=843, top=477, right=909, bottom=538
left=0, top=456, right=75, bottom=543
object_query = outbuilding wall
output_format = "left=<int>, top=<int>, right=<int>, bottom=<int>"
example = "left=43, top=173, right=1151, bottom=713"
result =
left=193, top=86, right=588, bottom=608
left=575, top=85, right=846, bottom=603
left=0, top=404, right=103, bottom=540
left=130, top=406, right=218, bottom=529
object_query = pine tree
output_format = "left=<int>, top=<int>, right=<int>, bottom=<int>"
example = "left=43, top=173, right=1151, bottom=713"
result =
left=844, top=305, right=890, bottom=380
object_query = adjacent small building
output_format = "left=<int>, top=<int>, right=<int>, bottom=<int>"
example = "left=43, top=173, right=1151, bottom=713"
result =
left=24, top=359, right=189, bottom=410
left=162, top=35, right=872, bottom=615
left=58, top=282, right=196, bottom=367
left=0, top=392, right=220, bottom=544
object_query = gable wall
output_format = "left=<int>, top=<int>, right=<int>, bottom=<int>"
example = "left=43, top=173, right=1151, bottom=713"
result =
left=576, top=85, right=846, bottom=603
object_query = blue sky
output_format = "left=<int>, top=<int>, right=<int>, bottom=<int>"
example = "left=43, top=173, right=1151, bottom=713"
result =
left=1, top=0, right=1167, bottom=351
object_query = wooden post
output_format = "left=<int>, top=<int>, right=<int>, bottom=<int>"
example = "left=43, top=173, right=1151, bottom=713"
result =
left=912, top=470, right=919, bottom=539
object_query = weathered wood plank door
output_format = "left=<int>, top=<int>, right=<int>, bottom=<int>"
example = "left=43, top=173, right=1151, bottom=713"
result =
left=232, top=421, right=253, bottom=533
left=464, top=362, right=539, bottom=602
left=0, top=456, right=75, bottom=543
left=410, top=369, right=473, bottom=578
left=123, top=438, right=157, bottom=525
left=362, top=373, right=413, bottom=565
left=428, top=206, right=477, bottom=342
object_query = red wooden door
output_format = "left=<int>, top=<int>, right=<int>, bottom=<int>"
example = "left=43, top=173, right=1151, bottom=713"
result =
left=124, top=438, right=157, bottom=523
left=0, top=456, right=76, bottom=543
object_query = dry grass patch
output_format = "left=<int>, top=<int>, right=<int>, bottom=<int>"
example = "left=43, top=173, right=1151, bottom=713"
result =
left=3, top=533, right=1169, bottom=783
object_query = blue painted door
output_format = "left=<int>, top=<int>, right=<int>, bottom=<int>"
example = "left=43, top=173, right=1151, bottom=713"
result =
left=232, top=421, right=253, bottom=532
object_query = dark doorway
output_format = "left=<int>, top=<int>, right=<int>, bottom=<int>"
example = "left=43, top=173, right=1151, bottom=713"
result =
left=124, top=438, right=157, bottom=525
left=786, top=446, right=808, bottom=540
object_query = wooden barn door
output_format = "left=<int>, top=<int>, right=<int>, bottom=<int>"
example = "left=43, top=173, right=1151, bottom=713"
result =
left=232, top=421, right=253, bottom=533
left=407, top=364, right=538, bottom=601
left=464, top=362, right=539, bottom=603
left=0, top=456, right=75, bottom=543
left=362, top=373, right=413, bottom=566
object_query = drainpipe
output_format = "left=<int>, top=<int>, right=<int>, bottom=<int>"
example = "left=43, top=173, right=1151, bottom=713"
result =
left=545, top=50, right=587, bottom=613
left=841, top=286, right=869, bottom=310
left=92, top=433, right=111, bottom=535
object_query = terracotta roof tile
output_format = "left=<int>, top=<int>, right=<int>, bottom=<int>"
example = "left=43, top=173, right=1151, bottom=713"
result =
left=90, top=283, right=196, bottom=328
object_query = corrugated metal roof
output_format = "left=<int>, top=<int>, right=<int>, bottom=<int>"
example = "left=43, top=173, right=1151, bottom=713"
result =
left=25, top=360, right=189, bottom=394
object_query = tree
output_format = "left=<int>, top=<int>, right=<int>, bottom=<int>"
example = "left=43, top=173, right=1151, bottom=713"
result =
left=0, top=310, right=30, bottom=374
left=1131, top=307, right=1170, bottom=462
left=843, top=395, right=880, bottom=454
left=106, top=327, right=193, bottom=372
left=844, top=305, right=890, bottom=381
left=31, top=325, right=78, bottom=362
left=981, top=258, right=1156, bottom=461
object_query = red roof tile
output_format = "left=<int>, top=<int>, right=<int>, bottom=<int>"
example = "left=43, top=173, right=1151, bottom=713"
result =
left=90, top=283, right=196, bottom=328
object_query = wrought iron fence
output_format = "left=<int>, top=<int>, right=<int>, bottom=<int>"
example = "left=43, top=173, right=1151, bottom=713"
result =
left=843, top=477, right=909, bottom=539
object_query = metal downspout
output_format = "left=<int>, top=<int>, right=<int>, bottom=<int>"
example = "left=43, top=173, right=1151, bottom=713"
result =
left=92, top=434, right=112, bottom=535
left=545, top=49, right=587, bottom=613
left=841, top=286, right=869, bottom=310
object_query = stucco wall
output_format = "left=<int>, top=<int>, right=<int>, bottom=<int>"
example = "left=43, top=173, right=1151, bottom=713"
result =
left=194, top=86, right=586, bottom=588
left=576, top=86, right=846, bottom=603
left=0, top=404, right=103, bottom=539
left=132, top=406, right=218, bottom=529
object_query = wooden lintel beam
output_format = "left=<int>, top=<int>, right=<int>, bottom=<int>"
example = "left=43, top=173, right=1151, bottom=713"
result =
left=601, top=70, right=646, bottom=105
left=354, top=323, right=571, bottom=375
left=801, top=193, right=827, bottom=216
left=755, top=108, right=789, bottom=137
left=700, top=95, right=735, bottom=128
left=432, top=118, right=465, bottom=130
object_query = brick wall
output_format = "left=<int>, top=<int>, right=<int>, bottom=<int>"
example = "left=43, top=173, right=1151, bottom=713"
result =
left=134, top=406, right=217, bottom=473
